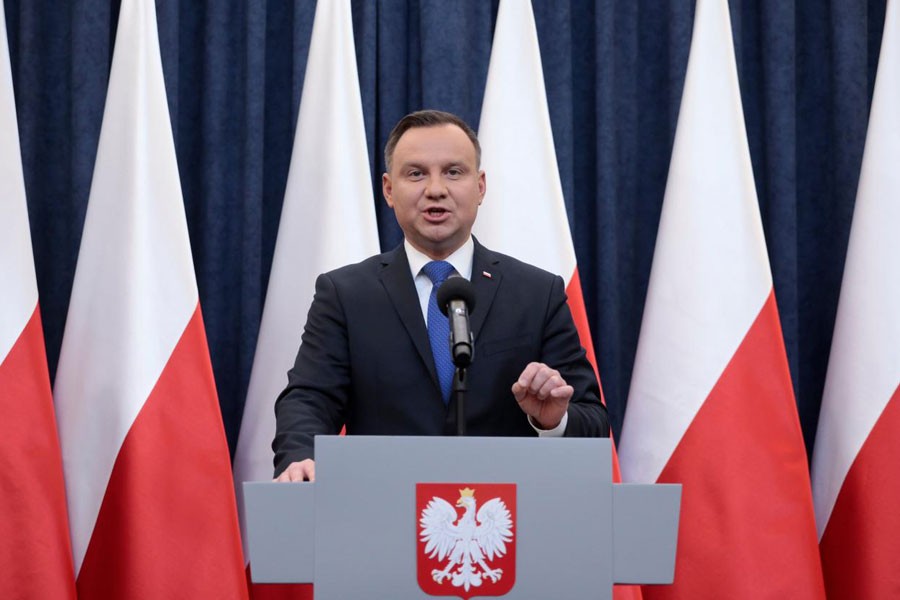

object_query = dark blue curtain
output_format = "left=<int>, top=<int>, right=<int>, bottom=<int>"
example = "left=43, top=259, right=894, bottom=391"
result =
left=5, top=0, right=886, bottom=457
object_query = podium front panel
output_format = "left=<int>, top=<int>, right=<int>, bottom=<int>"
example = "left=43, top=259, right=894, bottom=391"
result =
left=313, top=435, right=612, bottom=599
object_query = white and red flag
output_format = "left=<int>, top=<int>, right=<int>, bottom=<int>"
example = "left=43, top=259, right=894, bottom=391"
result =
left=474, top=0, right=600, bottom=384
left=811, top=1, right=900, bottom=596
left=474, top=4, right=639, bottom=596
left=232, top=0, right=378, bottom=596
left=0, top=4, right=77, bottom=597
left=617, top=0, right=825, bottom=598
left=52, top=0, right=248, bottom=597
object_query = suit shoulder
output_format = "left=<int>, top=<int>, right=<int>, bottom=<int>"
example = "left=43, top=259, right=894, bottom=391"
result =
left=319, top=249, right=392, bottom=282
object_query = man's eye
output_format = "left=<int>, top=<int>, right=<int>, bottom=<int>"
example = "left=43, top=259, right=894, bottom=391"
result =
left=447, top=168, right=462, bottom=177
left=408, top=170, right=423, bottom=178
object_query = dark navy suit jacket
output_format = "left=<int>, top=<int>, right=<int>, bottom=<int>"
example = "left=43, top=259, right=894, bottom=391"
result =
left=273, top=239, right=609, bottom=475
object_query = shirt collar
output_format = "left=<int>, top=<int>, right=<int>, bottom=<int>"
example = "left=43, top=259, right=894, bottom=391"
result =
left=405, top=237, right=475, bottom=281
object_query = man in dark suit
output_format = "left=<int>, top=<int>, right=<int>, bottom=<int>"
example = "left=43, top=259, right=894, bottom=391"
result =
left=273, top=110, right=608, bottom=481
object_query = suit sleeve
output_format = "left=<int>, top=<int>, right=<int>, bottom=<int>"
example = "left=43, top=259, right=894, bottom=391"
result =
left=272, top=273, right=350, bottom=476
left=541, top=275, right=610, bottom=437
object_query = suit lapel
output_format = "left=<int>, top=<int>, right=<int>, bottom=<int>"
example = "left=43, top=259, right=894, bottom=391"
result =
left=379, top=246, right=440, bottom=387
left=470, top=240, right=501, bottom=339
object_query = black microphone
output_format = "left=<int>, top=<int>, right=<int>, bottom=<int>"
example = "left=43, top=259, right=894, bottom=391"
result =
left=436, top=276, right=476, bottom=367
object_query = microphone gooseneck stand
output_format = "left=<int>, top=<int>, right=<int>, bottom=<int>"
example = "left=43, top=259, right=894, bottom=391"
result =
left=453, top=366, right=467, bottom=436
left=436, top=276, right=477, bottom=437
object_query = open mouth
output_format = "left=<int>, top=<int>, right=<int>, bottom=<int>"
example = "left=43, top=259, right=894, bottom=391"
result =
left=424, top=207, right=449, bottom=220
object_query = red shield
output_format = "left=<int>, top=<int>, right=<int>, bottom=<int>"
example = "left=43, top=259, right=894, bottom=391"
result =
left=416, top=483, right=516, bottom=599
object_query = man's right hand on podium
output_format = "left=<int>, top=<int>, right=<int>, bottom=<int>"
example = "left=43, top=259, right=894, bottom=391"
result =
left=275, top=459, right=316, bottom=482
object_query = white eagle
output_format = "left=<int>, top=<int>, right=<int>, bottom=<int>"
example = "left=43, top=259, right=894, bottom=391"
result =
left=419, top=487, right=514, bottom=591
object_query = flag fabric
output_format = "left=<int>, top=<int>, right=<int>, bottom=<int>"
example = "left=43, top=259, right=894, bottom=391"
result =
left=474, top=3, right=638, bottom=598
left=232, top=0, right=378, bottom=596
left=474, top=0, right=599, bottom=381
left=811, top=1, right=900, bottom=596
left=52, top=0, right=248, bottom=597
left=0, top=5, right=77, bottom=597
left=617, top=0, right=825, bottom=598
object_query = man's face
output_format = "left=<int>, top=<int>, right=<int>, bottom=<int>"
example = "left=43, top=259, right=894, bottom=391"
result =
left=383, top=124, right=486, bottom=260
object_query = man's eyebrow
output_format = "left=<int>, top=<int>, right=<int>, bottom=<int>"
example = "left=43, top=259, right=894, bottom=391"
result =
left=397, top=160, right=426, bottom=170
left=396, top=160, right=470, bottom=171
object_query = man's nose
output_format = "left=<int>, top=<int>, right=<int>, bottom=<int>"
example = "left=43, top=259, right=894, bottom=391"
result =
left=424, top=174, right=448, bottom=198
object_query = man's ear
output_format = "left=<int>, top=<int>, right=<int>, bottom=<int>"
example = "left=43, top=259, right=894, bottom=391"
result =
left=382, top=172, right=394, bottom=208
left=477, top=170, right=486, bottom=205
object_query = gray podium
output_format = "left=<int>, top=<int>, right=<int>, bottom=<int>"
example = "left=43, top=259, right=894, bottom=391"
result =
left=244, top=436, right=679, bottom=599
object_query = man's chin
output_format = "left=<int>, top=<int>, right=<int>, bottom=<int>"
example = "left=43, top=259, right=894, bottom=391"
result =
left=409, top=234, right=464, bottom=260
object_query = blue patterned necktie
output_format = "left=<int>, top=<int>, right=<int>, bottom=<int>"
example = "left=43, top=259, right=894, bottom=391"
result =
left=422, top=260, right=456, bottom=404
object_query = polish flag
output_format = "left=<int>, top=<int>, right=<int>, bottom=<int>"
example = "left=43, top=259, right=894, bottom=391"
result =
left=52, top=0, right=248, bottom=597
left=232, top=0, right=378, bottom=596
left=616, top=0, right=825, bottom=598
left=475, top=0, right=600, bottom=385
left=811, top=1, right=900, bottom=597
left=474, top=3, right=638, bottom=597
left=0, top=6, right=76, bottom=597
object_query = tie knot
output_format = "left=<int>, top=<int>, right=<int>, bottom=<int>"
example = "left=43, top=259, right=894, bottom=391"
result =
left=422, top=260, right=455, bottom=286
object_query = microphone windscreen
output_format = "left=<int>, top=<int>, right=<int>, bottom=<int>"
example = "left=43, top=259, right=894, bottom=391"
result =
left=436, top=276, right=477, bottom=316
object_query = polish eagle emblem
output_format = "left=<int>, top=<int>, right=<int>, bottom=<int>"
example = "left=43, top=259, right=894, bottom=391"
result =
left=417, top=484, right=516, bottom=598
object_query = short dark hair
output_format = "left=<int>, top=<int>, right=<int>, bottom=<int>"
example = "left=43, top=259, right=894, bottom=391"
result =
left=384, top=110, right=481, bottom=172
